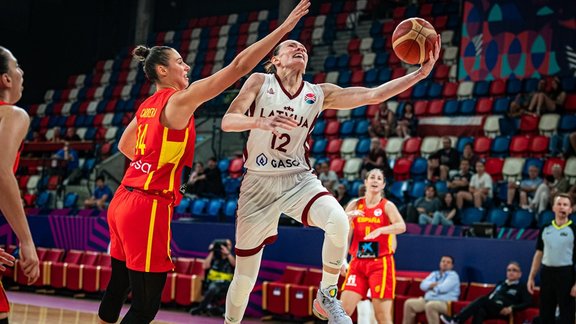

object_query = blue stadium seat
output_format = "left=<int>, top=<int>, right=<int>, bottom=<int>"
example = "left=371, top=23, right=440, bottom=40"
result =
left=311, top=138, right=328, bottom=157
left=389, top=180, right=409, bottom=204
left=336, top=54, right=350, bottom=70
left=223, top=177, right=241, bottom=198
left=339, top=119, right=356, bottom=137
left=223, top=199, right=238, bottom=221
left=510, top=209, right=534, bottom=228
left=559, top=115, right=576, bottom=134
left=36, top=191, right=52, bottom=209
left=412, top=82, right=429, bottom=100
left=427, top=82, right=443, bottom=98
left=218, top=158, right=230, bottom=176
left=63, top=192, right=79, bottom=209
left=435, top=181, right=448, bottom=195
left=561, top=76, right=576, bottom=92
left=364, top=69, right=378, bottom=86
left=354, top=120, right=370, bottom=137
left=538, top=210, right=555, bottom=228
left=460, top=207, right=485, bottom=226
left=522, top=78, right=539, bottom=93
left=312, top=119, right=326, bottom=137
left=486, top=208, right=509, bottom=227
left=473, top=80, right=490, bottom=97
left=207, top=199, right=225, bottom=218
left=456, top=137, right=474, bottom=154
left=409, top=181, right=426, bottom=200
left=351, top=106, right=367, bottom=119
left=522, top=158, right=543, bottom=178
left=175, top=197, right=192, bottom=214
left=459, top=98, right=477, bottom=115
left=337, top=70, right=351, bottom=86
left=506, top=79, right=522, bottom=96
left=356, top=138, right=371, bottom=156
left=490, top=135, right=511, bottom=158
left=191, top=198, right=209, bottom=217
left=493, top=97, right=511, bottom=115
left=410, top=157, right=428, bottom=181
left=443, top=99, right=459, bottom=116
left=375, top=54, right=390, bottom=69
left=370, top=21, right=383, bottom=37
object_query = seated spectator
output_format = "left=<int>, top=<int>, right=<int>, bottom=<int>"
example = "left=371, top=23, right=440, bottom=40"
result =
left=368, top=102, right=395, bottom=138
left=507, top=165, right=543, bottom=210
left=189, top=239, right=235, bottom=316
left=447, top=159, right=472, bottom=196
left=432, top=192, right=457, bottom=226
left=416, top=185, right=443, bottom=225
left=396, top=101, right=417, bottom=138
left=84, top=176, right=113, bottom=210
left=531, top=164, right=569, bottom=215
left=428, top=137, right=460, bottom=181
left=334, top=183, right=351, bottom=206
left=63, top=127, right=81, bottom=141
left=318, top=161, right=339, bottom=192
left=51, top=141, right=81, bottom=185
left=440, top=261, right=531, bottom=324
left=456, top=160, right=493, bottom=209
left=569, top=185, right=576, bottom=210
left=186, top=162, right=205, bottom=195
left=30, top=130, right=47, bottom=142
left=361, top=137, right=392, bottom=181
left=202, top=157, right=225, bottom=198
left=49, top=126, right=63, bottom=142
left=403, top=256, right=460, bottom=324
left=568, top=132, right=576, bottom=157
left=507, top=92, right=531, bottom=118
left=527, top=77, right=565, bottom=114
left=460, top=143, right=479, bottom=172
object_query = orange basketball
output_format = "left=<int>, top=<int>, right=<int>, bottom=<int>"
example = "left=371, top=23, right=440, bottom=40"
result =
left=392, top=18, right=437, bottom=65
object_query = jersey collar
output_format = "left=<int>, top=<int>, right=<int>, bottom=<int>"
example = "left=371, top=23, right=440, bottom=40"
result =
left=552, top=219, right=572, bottom=229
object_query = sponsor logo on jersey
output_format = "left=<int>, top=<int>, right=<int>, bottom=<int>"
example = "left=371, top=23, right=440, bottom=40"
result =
left=130, top=160, right=153, bottom=174
left=356, top=217, right=382, bottom=224
left=139, top=107, right=157, bottom=118
left=270, top=158, right=300, bottom=168
left=267, top=88, right=275, bottom=95
left=256, top=153, right=268, bottom=166
left=346, top=275, right=357, bottom=287
left=374, top=208, right=382, bottom=217
left=304, top=92, right=316, bottom=104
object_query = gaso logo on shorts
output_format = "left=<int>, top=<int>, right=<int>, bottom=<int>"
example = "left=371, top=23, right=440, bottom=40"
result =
left=130, top=160, right=153, bottom=174
left=256, top=153, right=268, bottom=166
left=304, top=93, right=316, bottom=104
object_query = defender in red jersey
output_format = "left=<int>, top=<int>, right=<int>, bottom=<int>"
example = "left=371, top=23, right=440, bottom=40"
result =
left=0, top=47, right=40, bottom=323
left=340, top=169, right=406, bottom=324
left=98, top=2, right=310, bottom=323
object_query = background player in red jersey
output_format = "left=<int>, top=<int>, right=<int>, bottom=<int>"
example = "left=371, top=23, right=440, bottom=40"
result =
left=0, top=46, right=40, bottom=324
left=340, top=169, right=406, bottom=324
left=97, top=1, right=310, bottom=323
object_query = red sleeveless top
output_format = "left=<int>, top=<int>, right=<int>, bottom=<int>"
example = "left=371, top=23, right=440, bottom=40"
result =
left=121, top=88, right=196, bottom=204
left=0, top=101, right=22, bottom=173
left=349, top=197, right=394, bottom=258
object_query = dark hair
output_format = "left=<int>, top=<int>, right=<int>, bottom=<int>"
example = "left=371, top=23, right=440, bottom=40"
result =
left=263, top=43, right=283, bottom=74
left=442, top=255, right=455, bottom=264
left=508, top=261, right=521, bottom=271
left=555, top=192, right=573, bottom=205
left=95, top=175, right=105, bottom=182
left=132, top=45, right=173, bottom=83
left=0, top=46, right=10, bottom=74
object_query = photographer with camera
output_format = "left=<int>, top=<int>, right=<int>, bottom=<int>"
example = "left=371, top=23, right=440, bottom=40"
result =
left=189, top=239, right=236, bottom=316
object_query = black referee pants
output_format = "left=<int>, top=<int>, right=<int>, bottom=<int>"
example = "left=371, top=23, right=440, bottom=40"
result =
left=540, top=265, right=575, bottom=324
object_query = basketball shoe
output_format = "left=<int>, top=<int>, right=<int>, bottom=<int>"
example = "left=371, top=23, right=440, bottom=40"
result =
left=312, top=285, right=352, bottom=324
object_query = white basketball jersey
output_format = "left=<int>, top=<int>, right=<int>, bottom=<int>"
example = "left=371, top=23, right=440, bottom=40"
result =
left=244, top=73, right=324, bottom=174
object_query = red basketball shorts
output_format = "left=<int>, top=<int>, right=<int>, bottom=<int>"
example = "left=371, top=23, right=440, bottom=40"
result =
left=108, top=185, right=174, bottom=273
left=342, top=255, right=396, bottom=299
left=0, top=282, right=9, bottom=312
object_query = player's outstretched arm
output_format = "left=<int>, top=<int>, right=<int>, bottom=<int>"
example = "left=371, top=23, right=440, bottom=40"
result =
left=321, top=35, right=441, bottom=110
left=167, top=0, right=310, bottom=124
left=0, top=106, right=39, bottom=284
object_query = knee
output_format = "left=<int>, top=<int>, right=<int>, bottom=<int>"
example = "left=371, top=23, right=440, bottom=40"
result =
left=325, top=209, right=349, bottom=248
left=228, top=274, right=256, bottom=306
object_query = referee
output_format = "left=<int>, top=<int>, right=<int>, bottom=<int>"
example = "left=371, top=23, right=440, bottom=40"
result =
left=527, top=193, right=575, bottom=324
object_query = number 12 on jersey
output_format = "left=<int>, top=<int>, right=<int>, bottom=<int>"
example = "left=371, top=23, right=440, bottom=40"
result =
left=271, top=133, right=291, bottom=153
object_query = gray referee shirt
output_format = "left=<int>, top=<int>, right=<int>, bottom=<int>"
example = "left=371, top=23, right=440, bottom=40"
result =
left=536, top=220, right=576, bottom=267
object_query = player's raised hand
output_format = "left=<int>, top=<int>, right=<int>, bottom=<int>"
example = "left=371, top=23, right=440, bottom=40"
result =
left=279, top=0, right=311, bottom=32
left=256, top=115, right=298, bottom=137
left=419, top=34, right=441, bottom=78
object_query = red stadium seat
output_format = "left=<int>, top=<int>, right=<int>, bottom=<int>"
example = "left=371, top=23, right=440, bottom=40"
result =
left=564, top=94, right=576, bottom=112
left=529, top=135, right=549, bottom=158
left=162, top=272, right=177, bottom=303
left=402, top=137, right=422, bottom=159
left=413, top=101, right=428, bottom=117
left=330, top=158, right=346, bottom=178
left=393, top=157, right=413, bottom=181
left=543, top=158, right=566, bottom=178
left=174, top=258, right=205, bottom=305
left=324, top=120, right=341, bottom=140
left=347, top=38, right=360, bottom=54
left=49, top=249, right=84, bottom=288
left=313, top=72, right=326, bottom=84
left=321, top=108, right=337, bottom=120
left=228, top=157, right=244, bottom=178
left=82, top=253, right=111, bottom=293
left=65, top=251, right=100, bottom=291
left=366, top=104, right=379, bottom=119
left=473, top=136, right=492, bottom=158
left=262, top=266, right=306, bottom=315
left=484, top=157, right=504, bottom=182
left=489, top=79, right=506, bottom=97
left=433, top=64, right=450, bottom=82
left=326, top=139, right=343, bottom=159
left=442, top=82, right=458, bottom=98
left=475, top=97, right=494, bottom=115
left=519, top=114, right=539, bottom=135
left=427, top=99, right=445, bottom=116
left=509, top=136, right=530, bottom=157
left=350, top=70, right=364, bottom=86
left=287, top=268, right=323, bottom=318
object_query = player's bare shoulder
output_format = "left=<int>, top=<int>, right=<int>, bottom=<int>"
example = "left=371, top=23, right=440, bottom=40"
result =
left=0, top=103, right=29, bottom=125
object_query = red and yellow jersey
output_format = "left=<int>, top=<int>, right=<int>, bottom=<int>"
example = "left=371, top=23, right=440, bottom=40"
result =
left=349, top=197, right=394, bottom=258
left=0, top=100, right=23, bottom=173
left=122, top=88, right=195, bottom=204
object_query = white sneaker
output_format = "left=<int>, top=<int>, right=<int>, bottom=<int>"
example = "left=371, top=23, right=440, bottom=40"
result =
left=312, top=285, right=352, bottom=324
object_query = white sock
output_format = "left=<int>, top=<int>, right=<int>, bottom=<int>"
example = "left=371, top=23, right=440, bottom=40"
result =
left=320, top=271, right=340, bottom=290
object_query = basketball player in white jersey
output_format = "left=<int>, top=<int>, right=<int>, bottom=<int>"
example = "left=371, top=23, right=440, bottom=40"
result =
left=221, top=36, right=440, bottom=324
